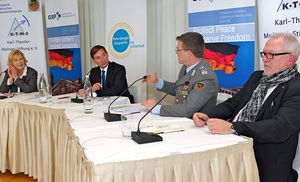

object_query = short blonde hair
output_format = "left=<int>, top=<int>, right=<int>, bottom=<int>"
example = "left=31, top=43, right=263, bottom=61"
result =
left=7, top=49, right=28, bottom=66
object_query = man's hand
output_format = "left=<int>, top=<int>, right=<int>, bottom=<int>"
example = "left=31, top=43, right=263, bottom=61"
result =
left=143, top=98, right=156, bottom=110
left=142, top=72, right=158, bottom=84
left=77, top=83, right=101, bottom=97
left=92, top=83, right=102, bottom=92
left=193, top=112, right=209, bottom=127
left=206, top=118, right=232, bottom=134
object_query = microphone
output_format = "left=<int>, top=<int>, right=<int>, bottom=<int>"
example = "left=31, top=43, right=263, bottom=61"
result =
left=71, top=92, right=83, bottom=103
left=104, top=75, right=147, bottom=122
left=131, top=81, right=190, bottom=144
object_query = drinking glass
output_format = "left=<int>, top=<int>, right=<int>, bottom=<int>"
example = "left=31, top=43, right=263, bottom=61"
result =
left=120, top=114, right=133, bottom=137
left=47, top=84, right=52, bottom=102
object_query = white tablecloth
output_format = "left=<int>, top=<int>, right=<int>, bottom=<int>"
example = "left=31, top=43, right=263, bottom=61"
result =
left=0, top=92, right=260, bottom=182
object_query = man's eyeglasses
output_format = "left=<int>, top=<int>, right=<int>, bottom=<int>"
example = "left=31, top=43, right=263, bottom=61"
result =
left=259, top=51, right=291, bottom=59
left=175, top=49, right=188, bottom=52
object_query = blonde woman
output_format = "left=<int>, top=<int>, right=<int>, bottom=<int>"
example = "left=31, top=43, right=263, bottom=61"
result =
left=0, top=49, right=37, bottom=93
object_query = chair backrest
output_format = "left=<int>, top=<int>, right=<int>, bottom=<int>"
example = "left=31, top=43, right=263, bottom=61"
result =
left=129, top=85, right=141, bottom=103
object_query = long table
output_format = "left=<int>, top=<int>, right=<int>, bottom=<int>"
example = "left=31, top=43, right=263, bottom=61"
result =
left=0, top=92, right=260, bottom=182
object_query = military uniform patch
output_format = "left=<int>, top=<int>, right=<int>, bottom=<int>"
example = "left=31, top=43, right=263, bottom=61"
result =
left=191, top=69, right=197, bottom=76
left=200, top=66, right=207, bottom=74
left=176, top=83, right=189, bottom=104
left=196, top=82, right=205, bottom=90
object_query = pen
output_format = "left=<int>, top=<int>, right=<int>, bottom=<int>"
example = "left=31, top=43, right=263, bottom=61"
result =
left=57, top=96, right=70, bottom=99
left=128, top=111, right=140, bottom=114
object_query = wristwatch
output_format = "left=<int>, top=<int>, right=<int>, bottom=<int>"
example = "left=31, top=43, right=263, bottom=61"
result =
left=231, top=124, right=238, bottom=135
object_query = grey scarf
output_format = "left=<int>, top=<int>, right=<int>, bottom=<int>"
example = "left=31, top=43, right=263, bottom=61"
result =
left=237, top=65, right=298, bottom=122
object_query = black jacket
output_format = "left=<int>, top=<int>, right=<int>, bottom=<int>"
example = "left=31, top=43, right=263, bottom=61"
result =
left=0, top=66, right=38, bottom=93
left=206, top=71, right=300, bottom=182
left=89, top=62, right=133, bottom=103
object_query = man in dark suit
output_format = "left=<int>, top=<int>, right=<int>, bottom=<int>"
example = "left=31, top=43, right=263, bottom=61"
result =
left=193, top=32, right=300, bottom=182
left=79, top=45, right=133, bottom=103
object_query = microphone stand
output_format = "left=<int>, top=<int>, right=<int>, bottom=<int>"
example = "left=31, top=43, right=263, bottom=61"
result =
left=131, top=81, right=190, bottom=144
left=104, top=76, right=147, bottom=122
left=71, top=92, right=83, bottom=103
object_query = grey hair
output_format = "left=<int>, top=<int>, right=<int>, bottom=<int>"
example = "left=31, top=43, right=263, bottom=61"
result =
left=270, top=32, right=300, bottom=60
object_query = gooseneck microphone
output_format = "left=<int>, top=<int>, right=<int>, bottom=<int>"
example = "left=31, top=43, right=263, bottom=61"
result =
left=131, top=81, right=190, bottom=144
left=104, top=75, right=147, bottom=122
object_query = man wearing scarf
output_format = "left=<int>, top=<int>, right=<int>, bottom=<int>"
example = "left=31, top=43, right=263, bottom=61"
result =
left=193, top=32, right=300, bottom=182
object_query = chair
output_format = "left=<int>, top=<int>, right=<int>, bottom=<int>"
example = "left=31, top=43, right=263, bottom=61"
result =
left=129, top=85, right=141, bottom=103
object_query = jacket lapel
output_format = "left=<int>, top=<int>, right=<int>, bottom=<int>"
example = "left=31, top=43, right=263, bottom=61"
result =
left=106, top=62, right=113, bottom=87
left=255, top=82, right=288, bottom=119
left=176, top=61, right=203, bottom=86
left=176, top=65, right=189, bottom=86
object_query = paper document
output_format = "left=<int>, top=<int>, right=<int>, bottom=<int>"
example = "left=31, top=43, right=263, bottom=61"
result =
left=112, top=105, right=145, bottom=114
left=141, top=124, right=185, bottom=134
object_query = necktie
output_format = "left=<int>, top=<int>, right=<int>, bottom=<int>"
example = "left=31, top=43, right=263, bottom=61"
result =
left=101, top=70, right=106, bottom=89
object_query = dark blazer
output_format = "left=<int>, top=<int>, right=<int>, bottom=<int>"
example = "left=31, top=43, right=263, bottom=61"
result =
left=206, top=71, right=300, bottom=182
left=89, top=62, right=133, bottom=103
left=0, top=66, right=38, bottom=93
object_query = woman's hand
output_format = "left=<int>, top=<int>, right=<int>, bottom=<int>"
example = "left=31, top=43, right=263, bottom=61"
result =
left=8, top=66, right=20, bottom=80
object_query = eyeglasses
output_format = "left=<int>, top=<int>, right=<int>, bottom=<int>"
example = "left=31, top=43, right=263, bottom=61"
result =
left=175, top=49, right=188, bottom=52
left=259, top=51, right=291, bottom=59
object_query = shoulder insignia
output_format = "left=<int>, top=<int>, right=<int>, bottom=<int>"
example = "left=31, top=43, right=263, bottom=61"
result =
left=196, top=82, right=205, bottom=90
left=200, top=66, right=207, bottom=75
left=191, top=69, right=197, bottom=76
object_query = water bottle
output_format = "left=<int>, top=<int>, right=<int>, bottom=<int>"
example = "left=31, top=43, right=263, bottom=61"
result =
left=38, top=72, right=48, bottom=103
left=83, top=75, right=93, bottom=113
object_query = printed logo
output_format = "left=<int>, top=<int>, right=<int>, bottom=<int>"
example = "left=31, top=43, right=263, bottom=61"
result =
left=48, top=11, right=61, bottom=21
left=107, top=22, right=144, bottom=59
left=28, top=0, right=40, bottom=12
left=8, top=15, right=30, bottom=37
left=47, top=11, right=74, bottom=21
left=277, top=0, right=300, bottom=12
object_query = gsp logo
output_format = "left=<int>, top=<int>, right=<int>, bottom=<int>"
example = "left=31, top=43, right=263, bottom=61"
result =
left=277, top=0, right=300, bottom=12
left=47, top=11, right=61, bottom=21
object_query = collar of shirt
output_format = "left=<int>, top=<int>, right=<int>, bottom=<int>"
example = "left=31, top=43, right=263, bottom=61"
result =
left=186, top=61, right=200, bottom=74
left=20, top=66, right=28, bottom=79
left=100, top=65, right=108, bottom=75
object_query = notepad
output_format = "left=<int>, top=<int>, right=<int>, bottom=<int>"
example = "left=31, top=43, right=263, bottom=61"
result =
left=140, top=124, right=185, bottom=134
left=112, top=105, right=144, bottom=115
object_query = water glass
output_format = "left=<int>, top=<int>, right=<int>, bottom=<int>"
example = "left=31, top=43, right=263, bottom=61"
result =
left=47, top=84, right=52, bottom=101
left=120, top=114, right=133, bottom=137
